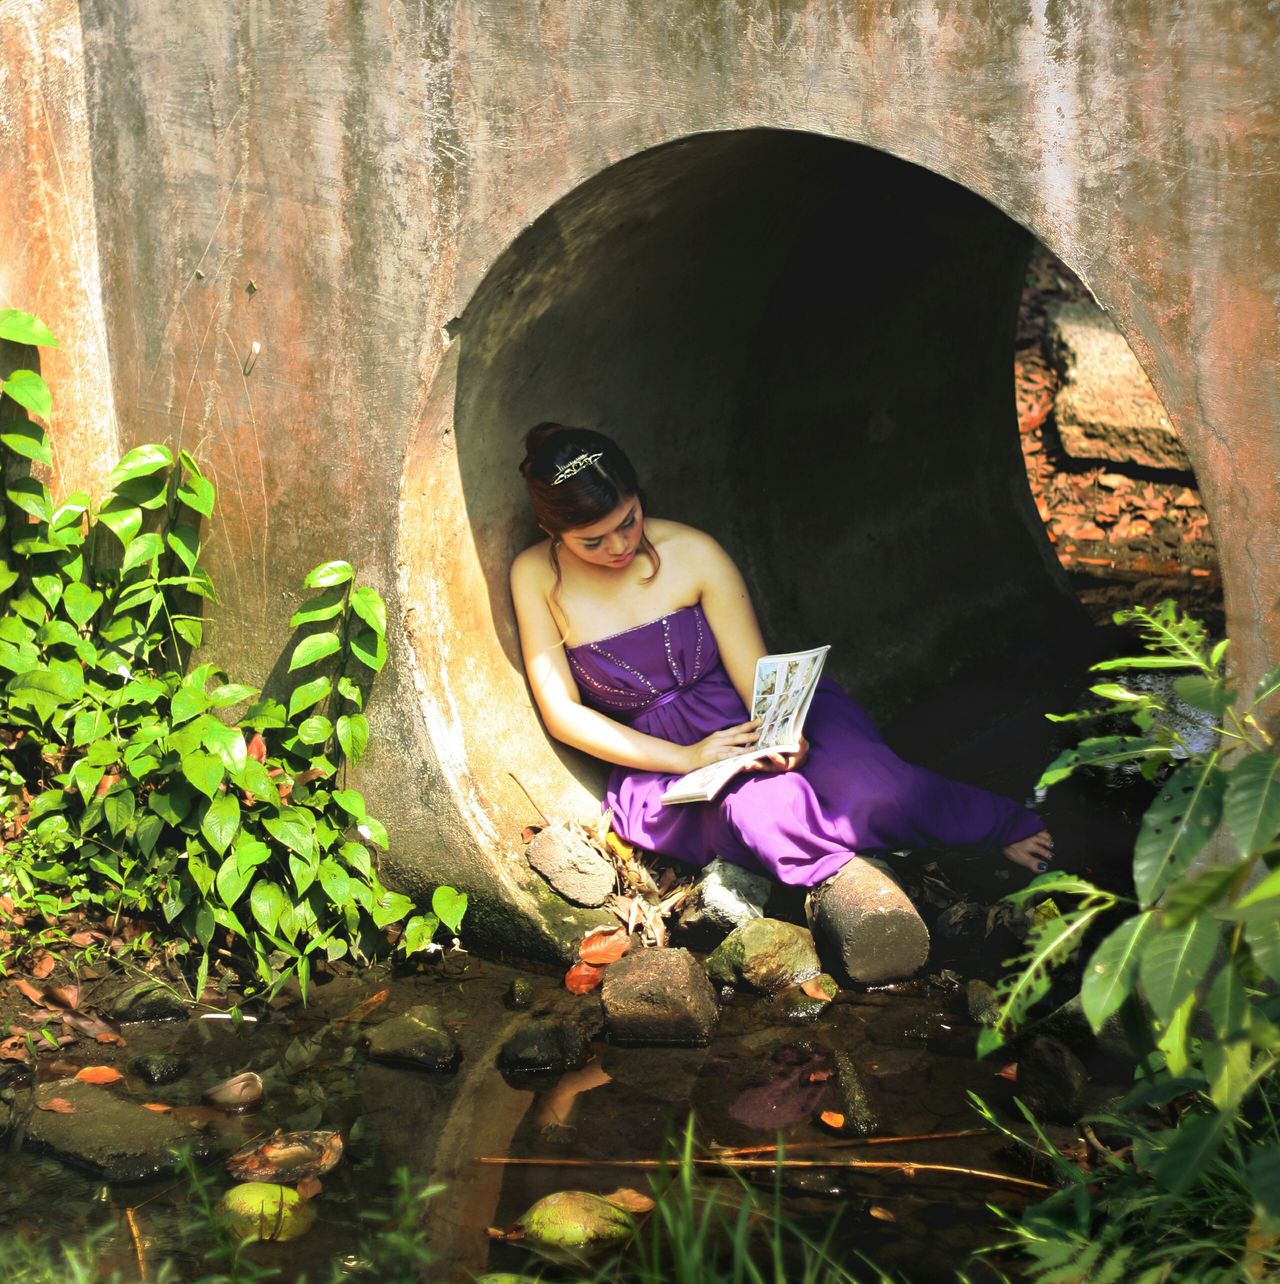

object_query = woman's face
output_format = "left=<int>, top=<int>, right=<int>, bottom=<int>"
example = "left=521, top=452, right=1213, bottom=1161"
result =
left=557, top=495, right=644, bottom=570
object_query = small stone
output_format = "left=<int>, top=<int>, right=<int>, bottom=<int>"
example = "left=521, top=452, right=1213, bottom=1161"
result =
left=705, top=919, right=822, bottom=995
left=498, top=1019, right=589, bottom=1073
left=677, top=858, right=772, bottom=946
left=111, top=981, right=187, bottom=1024
left=964, top=980, right=1001, bottom=1027
left=364, top=1005, right=460, bottom=1072
left=203, top=1071, right=264, bottom=1113
left=505, top=978, right=536, bottom=1010
left=806, top=858, right=930, bottom=985
left=26, top=1080, right=207, bottom=1180
left=777, top=974, right=838, bottom=1023
left=129, top=1052, right=188, bottom=1086
left=832, top=1051, right=880, bottom=1137
left=525, top=827, right=615, bottom=908
left=602, top=948, right=718, bottom=1046
left=1017, top=1036, right=1089, bottom=1123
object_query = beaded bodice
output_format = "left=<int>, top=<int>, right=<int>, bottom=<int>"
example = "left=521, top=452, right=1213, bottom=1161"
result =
left=565, top=603, right=715, bottom=720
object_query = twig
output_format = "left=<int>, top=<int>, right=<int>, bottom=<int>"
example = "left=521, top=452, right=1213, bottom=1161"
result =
left=508, top=773, right=549, bottom=825
left=125, top=1206, right=148, bottom=1281
left=711, top=1128, right=989, bottom=1157
left=473, top=1154, right=1053, bottom=1192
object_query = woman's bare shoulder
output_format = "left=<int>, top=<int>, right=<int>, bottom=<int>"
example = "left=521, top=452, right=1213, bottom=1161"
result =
left=510, top=540, right=554, bottom=591
left=646, top=518, right=723, bottom=557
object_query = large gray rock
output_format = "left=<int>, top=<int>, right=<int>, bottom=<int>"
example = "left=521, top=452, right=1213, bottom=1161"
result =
left=525, top=826, right=616, bottom=908
left=678, top=858, right=772, bottom=945
left=705, top=918, right=822, bottom=995
left=602, top=948, right=718, bottom=1045
left=806, top=858, right=930, bottom=984
left=498, top=1018, right=590, bottom=1073
left=364, top=1004, right=460, bottom=1072
left=1045, top=300, right=1188, bottom=470
left=1016, top=1036, right=1089, bottom=1123
left=25, top=1079, right=207, bottom=1180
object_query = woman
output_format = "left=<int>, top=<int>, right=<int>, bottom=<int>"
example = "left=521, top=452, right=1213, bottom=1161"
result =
left=510, top=424, right=1053, bottom=889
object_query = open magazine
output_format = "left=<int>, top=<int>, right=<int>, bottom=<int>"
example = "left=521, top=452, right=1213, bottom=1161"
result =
left=660, top=645, right=830, bottom=805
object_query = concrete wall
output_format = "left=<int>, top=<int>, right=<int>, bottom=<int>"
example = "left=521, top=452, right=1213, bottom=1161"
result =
left=3, top=0, right=1277, bottom=958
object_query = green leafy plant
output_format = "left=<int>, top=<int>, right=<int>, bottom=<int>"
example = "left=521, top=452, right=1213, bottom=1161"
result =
left=976, top=601, right=1280, bottom=1279
left=0, top=308, right=464, bottom=998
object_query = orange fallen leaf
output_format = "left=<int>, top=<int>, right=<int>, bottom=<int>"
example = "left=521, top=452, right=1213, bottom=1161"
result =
left=564, top=961, right=605, bottom=995
left=75, top=1065, right=123, bottom=1085
left=31, top=955, right=54, bottom=979
left=13, top=978, right=43, bottom=1004
left=868, top=1206, right=897, bottom=1222
left=998, top=1062, right=1019, bottom=1082
left=296, top=1176, right=323, bottom=1200
left=142, top=1102, right=172, bottom=1113
left=247, top=732, right=268, bottom=763
left=579, top=926, right=630, bottom=965
left=38, top=1097, right=76, bottom=1113
left=805, top=1069, right=833, bottom=1083
left=333, top=987, right=390, bottom=1027
left=94, top=1031, right=125, bottom=1046
left=95, top=772, right=121, bottom=798
left=44, top=984, right=78, bottom=1009
left=800, top=976, right=834, bottom=1001
left=603, top=1187, right=655, bottom=1214
left=818, top=1110, right=846, bottom=1129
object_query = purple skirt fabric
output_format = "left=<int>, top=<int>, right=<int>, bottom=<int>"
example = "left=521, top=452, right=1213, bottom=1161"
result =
left=566, top=603, right=1043, bottom=888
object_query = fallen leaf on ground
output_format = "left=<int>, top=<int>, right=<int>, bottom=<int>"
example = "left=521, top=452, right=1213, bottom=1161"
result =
left=333, top=988, right=390, bottom=1027
left=564, top=961, right=605, bottom=995
left=998, top=1063, right=1018, bottom=1082
left=38, top=1097, right=76, bottom=1113
left=13, top=978, right=43, bottom=1004
left=75, top=1065, right=123, bottom=1085
left=800, top=976, right=835, bottom=1001
left=94, top=1031, right=125, bottom=1045
left=247, top=733, right=268, bottom=763
left=142, top=1102, right=172, bottom=1113
left=602, top=1187, right=655, bottom=1214
left=31, top=955, right=54, bottom=979
left=869, top=1206, right=896, bottom=1222
left=296, top=1177, right=323, bottom=1200
left=818, top=1110, right=846, bottom=1129
left=579, top=926, right=630, bottom=965
left=45, top=985, right=78, bottom=1009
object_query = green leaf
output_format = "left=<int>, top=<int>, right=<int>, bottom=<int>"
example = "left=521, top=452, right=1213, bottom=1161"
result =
left=7, top=476, right=52, bottom=522
left=349, top=585, right=386, bottom=637
left=60, top=582, right=102, bottom=629
left=1133, top=759, right=1226, bottom=908
left=296, top=715, right=332, bottom=746
left=304, top=560, right=353, bottom=588
left=0, top=418, right=52, bottom=464
left=1205, top=958, right=1249, bottom=1042
left=287, top=675, right=331, bottom=720
left=289, top=631, right=341, bottom=671
left=121, top=532, right=164, bottom=575
left=1081, top=911, right=1155, bottom=1030
left=1037, top=736, right=1169, bottom=791
left=108, top=444, right=172, bottom=489
left=1162, top=861, right=1243, bottom=928
left=1172, top=674, right=1237, bottom=716
left=331, top=788, right=366, bottom=821
left=264, top=808, right=314, bottom=858
left=50, top=492, right=88, bottom=532
left=335, top=713, right=369, bottom=767
left=201, top=792, right=241, bottom=856
left=431, top=885, right=467, bottom=936
left=336, top=676, right=363, bottom=709
left=288, top=852, right=317, bottom=896
left=209, top=682, right=258, bottom=708
left=1224, top=866, right=1280, bottom=924
left=350, top=628, right=386, bottom=673
left=171, top=685, right=211, bottom=725
left=370, top=888, right=414, bottom=929
left=233, top=836, right=272, bottom=876
left=0, top=310, right=58, bottom=346
left=318, top=858, right=351, bottom=908
left=194, top=903, right=216, bottom=950
left=1255, top=660, right=1280, bottom=706
left=289, top=587, right=346, bottom=627
left=249, top=880, right=288, bottom=935
left=1092, top=656, right=1202, bottom=673
left=2, top=369, right=52, bottom=419
left=104, top=788, right=136, bottom=837
left=358, top=816, right=388, bottom=850
left=166, top=524, right=200, bottom=572
left=1137, top=915, right=1220, bottom=1024
left=1224, top=751, right=1280, bottom=857
left=199, top=718, right=247, bottom=773
left=134, top=811, right=164, bottom=856
left=176, top=472, right=215, bottom=517
left=149, top=783, right=194, bottom=826
left=1245, top=917, right=1280, bottom=985
left=31, top=573, right=62, bottom=609
left=214, top=850, right=251, bottom=907
left=401, top=913, right=440, bottom=956
left=97, top=499, right=142, bottom=546
left=1248, top=1145, right=1280, bottom=1220
left=1152, top=1111, right=1229, bottom=1193
left=181, top=750, right=224, bottom=798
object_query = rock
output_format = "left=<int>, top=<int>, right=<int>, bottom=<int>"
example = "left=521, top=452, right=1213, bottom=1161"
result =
left=806, top=858, right=930, bottom=985
left=677, top=858, right=772, bottom=945
left=220, top=1182, right=317, bottom=1242
left=602, top=948, right=718, bottom=1046
left=777, top=973, right=838, bottom=1023
left=831, top=1051, right=880, bottom=1136
left=506, top=978, right=537, bottom=1009
left=525, top=826, right=615, bottom=908
left=1016, top=1036, right=1089, bottom=1123
left=25, top=1079, right=208, bottom=1180
left=1045, top=300, right=1188, bottom=470
left=705, top=919, right=822, bottom=995
left=964, top=980, right=1001, bottom=1027
left=111, top=980, right=187, bottom=1024
left=499, top=1018, right=590, bottom=1073
left=935, top=901, right=985, bottom=941
left=1027, top=993, right=1133, bottom=1064
left=364, top=1005, right=460, bottom=1072
left=203, top=1071, right=264, bottom=1112
left=0, top=1062, right=35, bottom=1163
left=129, top=1052, right=188, bottom=1086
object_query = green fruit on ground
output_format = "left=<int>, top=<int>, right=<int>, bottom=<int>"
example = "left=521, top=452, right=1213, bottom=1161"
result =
left=219, top=1182, right=317, bottom=1242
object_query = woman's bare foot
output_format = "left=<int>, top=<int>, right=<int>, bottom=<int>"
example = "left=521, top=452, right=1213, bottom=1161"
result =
left=1003, top=829, right=1054, bottom=873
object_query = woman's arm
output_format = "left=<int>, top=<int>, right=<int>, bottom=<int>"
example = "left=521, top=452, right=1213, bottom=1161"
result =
left=692, top=533, right=768, bottom=709
left=510, top=549, right=756, bottom=774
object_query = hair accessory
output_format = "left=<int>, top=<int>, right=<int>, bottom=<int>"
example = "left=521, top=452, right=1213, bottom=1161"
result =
left=551, top=451, right=603, bottom=484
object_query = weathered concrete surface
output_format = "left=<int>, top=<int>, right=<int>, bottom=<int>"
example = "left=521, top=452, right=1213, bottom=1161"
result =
left=2, top=2, right=1277, bottom=957
left=1046, top=301, right=1189, bottom=470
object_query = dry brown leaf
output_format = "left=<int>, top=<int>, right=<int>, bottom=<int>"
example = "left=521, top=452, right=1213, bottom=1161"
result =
left=997, top=1063, right=1018, bottom=1082
left=247, top=732, right=268, bottom=763
left=31, top=954, right=54, bottom=979
left=868, top=1205, right=896, bottom=1222
left=94, top=1031, right=125, bottom=1046
left=75, top=1065, right=123, bottom=1085
left=579, top=926, right=630, bottom=965
left=603, top=1187, right=655, bottom=1214
left=45, top=985, right=78, bottom=1009
left=564, top=961, right=605, bottom=995
left=38, top=1097, right=76, bottom=1113
left=333, top=987, right=390, bottom=1027
left=13, top=978, right=43, bottom=1004
left=800, top=977, right=834, bottom=1001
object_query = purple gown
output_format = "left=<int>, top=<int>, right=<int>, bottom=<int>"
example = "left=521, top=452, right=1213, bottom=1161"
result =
left=566, top=603, right=1043, bottom=887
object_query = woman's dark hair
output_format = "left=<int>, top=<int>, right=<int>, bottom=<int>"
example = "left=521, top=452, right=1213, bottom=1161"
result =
left=519, top=423, right=660, bottom=609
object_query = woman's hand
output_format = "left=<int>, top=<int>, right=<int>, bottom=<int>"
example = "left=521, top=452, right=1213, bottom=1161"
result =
left=744, top=733, right=809, bottom=776
left=677, top=719, right=761, bottom=773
